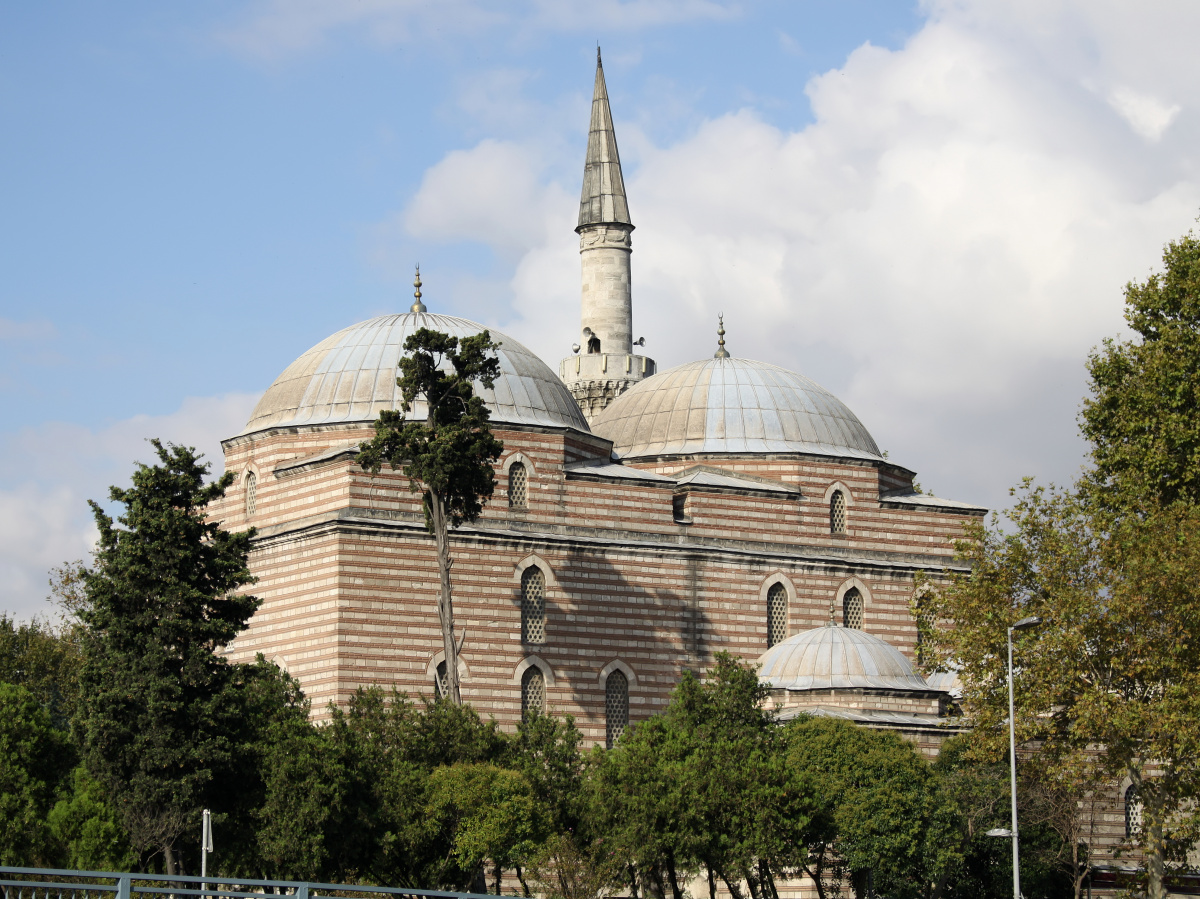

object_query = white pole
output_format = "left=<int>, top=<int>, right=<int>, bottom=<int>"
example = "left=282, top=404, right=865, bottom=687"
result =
left=201, top=809, right=212, bottom=891
left=1008, top=627, right=1021, bottom=899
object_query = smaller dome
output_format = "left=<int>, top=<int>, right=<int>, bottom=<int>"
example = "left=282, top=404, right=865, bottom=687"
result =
left=758, top=625, right=933, bottom=692
left=591, top=357, right=882, bottom=461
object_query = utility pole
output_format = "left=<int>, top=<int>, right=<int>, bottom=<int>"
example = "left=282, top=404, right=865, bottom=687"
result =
left=201, top=809, right=213, bottom=893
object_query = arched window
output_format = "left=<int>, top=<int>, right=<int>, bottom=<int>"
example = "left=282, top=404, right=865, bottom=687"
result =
left=767, top=583, right=788, bottom=647
left=434, top=660, right=449, bottom=699
left=830, top=490, right=846, bottom=535
left=509, top=462, right=528, bottom=509
left=521, top=566, right=546, bottom=644
left=245, top=470, right=257, bottom=517
left=1125, top=784, right=1142, bottom=838
left=521, top=665, right=545, bottom=719
left=843, top=587, right=864, bottom=630
left=605, top=669, right=629, bottom=749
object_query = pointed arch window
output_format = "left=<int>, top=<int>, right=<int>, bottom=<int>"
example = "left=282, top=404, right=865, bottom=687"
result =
left=521, top=566, right=546, bottom=644
left=434, top=661, right=449, bottom=699
left=843, top=587, right=864, bottom=630
left=1125, top=784, right=1142, bottom=838
left=605, top=669, right=629, bottom=749
left=830, top=490, right=846, bottom=535
left=509, top=462, right=528, bottom=509
left=767, top=583, right=788, bottom=647
left=521, top=665, right=545, bottom=720
left=245, top=470, right=257, bottom=518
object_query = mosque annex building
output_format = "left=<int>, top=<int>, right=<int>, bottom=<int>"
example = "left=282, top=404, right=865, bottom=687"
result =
left=211, top=52, right=990, bottom=751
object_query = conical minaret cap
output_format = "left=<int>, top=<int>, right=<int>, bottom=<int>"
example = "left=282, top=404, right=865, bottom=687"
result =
left=577, top=48, right=632, bottom=231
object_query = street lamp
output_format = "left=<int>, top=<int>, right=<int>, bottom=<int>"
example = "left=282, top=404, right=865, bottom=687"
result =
left=1005, top=615, right=1042, bottom=899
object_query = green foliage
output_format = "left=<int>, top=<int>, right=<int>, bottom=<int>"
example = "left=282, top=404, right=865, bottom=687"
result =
left=47, top=765, right=136, bottom=871
left=0, top=613, right=81, bottom=727
left=0, top=682, right=75, bottom=865
left=1083, top=228, right=1200, bottom=509
left=356, top=328, right=504, bottom=531
left=77, top=439, right=261, bottom=872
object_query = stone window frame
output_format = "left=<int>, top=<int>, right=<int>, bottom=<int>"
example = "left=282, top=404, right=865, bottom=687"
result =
left=835, top=578, right=873, bottom=630
left=502, top=453, right=535, bottom=511
left=598, top=660, right=636, bottom=750
left=513, top=655, right=555, bottom=719
left=244, top=466, right=259, bottom=519
left=760, top=573, right=796, bottom=648
left=426, top=651, right=470, bottom=698
left=514, top=555, right=558, bottom=645
left=823, top=482, right=855, bottom=536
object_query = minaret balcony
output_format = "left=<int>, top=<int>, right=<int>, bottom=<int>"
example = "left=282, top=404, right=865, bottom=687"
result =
left=559, top=352, right=656, bottom=383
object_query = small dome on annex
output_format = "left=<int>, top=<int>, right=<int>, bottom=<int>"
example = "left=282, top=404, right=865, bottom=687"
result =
left=590, top=354, right=883, bottom=461
left=757, top=623, right=935, bottom=693
left=240, top=311, right=589, bottom=436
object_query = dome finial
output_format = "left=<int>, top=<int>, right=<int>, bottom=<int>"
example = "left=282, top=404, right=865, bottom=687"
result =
left=411, top=265, right=427, bottom=313
left=714, top=313, right=730, bottom=359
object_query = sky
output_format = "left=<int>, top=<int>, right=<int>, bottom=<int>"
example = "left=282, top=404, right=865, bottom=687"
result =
left=3, top=0, right=1199, bottom=621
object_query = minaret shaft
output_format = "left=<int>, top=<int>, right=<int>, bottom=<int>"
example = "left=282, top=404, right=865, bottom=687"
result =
left=560, top=49, right=655, bottom=423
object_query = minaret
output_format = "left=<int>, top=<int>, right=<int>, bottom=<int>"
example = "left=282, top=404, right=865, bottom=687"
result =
left=560, top=48, right=656, bottom=423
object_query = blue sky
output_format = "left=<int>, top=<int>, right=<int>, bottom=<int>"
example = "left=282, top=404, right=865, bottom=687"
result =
left=3, top=1, right=1199, bottom=618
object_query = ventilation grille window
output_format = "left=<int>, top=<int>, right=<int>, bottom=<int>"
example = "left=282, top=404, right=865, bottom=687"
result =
left=843, top=588, right=864, bottom=630
left=522, top=567, right=546, bottom=644
left=434, top=660, right=449, bottom=699
left=767, top=583, right=788, bottom=648
left=522, top=665, right=545, bottom=719
left=830, top=490, right=846, bottom=534
left=916, top=606, right=936, bottom=666
left=1125, top=785, right=1142, bottom=838
left=245, top=471, right=257, bottom=518
left=605, top=669, right=629, bottom=749
left=509, top=462, right=528, bottom=509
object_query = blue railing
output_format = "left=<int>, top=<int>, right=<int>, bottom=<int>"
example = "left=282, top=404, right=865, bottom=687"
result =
left=0, top=868, right=495, bottom=899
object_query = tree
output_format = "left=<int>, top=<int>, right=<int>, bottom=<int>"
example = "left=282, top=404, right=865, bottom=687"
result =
left=0, top=682, right=74, bottom=866
left=0, top=613, right=80, bottom=727
left=357, top=328, right=504, bottom=705
left=77, top=440, right=260, bottom=875
left=47, top=765, right=137, bottom=871
left=923, top=484, right=1200, bottom=899
left=1082, top=227, right=1200, bottom=510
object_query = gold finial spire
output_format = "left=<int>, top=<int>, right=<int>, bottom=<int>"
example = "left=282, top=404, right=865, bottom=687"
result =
left=714, top=313, right=729, bottom=359
left=411, top=265, right=427, bottom=313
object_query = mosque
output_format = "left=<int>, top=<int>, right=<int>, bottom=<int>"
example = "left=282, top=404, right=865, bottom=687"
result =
left=210, top=51, right=990, bottom=752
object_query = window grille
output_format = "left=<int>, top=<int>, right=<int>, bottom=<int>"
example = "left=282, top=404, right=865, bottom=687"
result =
left=245, top=471, right=257, bottom=517
left=522, top=566, right=546, bottom=644
left=509, top=462, right=528, bottom=509
left=605, top=669, right=629, bottom=749
left=1125, top=784, right=1142, bottom=838
left=830, top=490, right=846, bottom=534
left=434, top=660, right=449, bottom=699
left=767, top=583, right=788, bottom=647
left=521, top=665, right=545, bottom=719
left=843, top=588, right=864, bottom=630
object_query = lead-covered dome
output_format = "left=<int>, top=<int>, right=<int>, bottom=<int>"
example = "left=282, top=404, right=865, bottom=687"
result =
left=758, top=625, right=933, bottom=692
left=241, top=313, right=589, bottom=436
left=590, top=357, right=882, bottom=460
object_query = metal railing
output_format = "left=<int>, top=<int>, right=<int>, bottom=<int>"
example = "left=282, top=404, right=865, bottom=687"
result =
left=0, top=867, right=495, bottom=899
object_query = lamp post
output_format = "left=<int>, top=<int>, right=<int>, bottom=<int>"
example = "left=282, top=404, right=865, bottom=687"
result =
left=1005, top=615, right=1042, bottom=899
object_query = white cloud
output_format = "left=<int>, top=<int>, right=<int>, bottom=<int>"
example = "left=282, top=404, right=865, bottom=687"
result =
left=0, top=393, right=260, bottom=622
left=390, top=1, right=1200, bottom=517
left=1107, top=86, right=1180, bottom=142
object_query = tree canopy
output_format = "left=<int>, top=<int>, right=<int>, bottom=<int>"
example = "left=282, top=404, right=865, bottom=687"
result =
left=357, top=328, right=504, bottom=705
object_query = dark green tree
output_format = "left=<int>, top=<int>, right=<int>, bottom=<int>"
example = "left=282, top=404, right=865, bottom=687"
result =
left=357, top=328, right=504, bottom=705
left=1082, top=226, right=1200, bottom=510
left=77, top=440, right=259, bottom=874
left=0, top=613, right=81, bottom=728
left=0, top=682, right=75, bottom=865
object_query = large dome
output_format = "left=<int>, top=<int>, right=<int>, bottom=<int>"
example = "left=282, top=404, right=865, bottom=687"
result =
left=241, top=313, right=589, bottom=436
left=758, top=624, right=933, bottom=692
left=591, top=356, right=882, bottom=460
